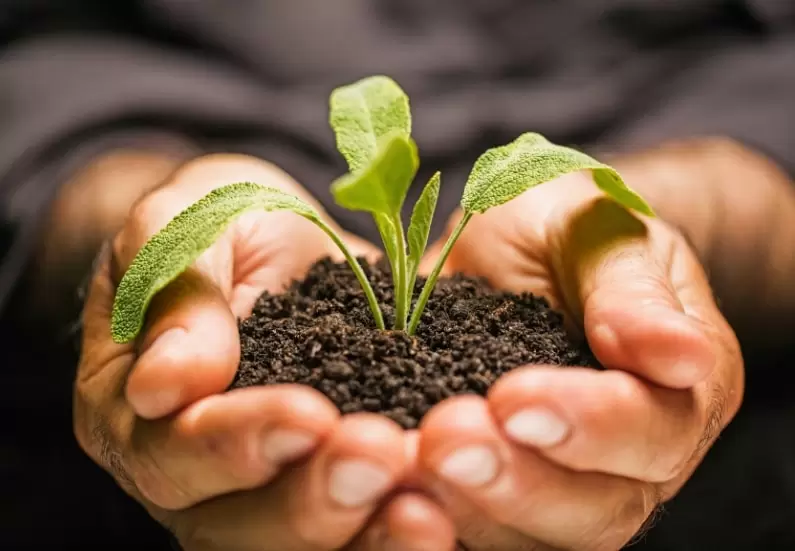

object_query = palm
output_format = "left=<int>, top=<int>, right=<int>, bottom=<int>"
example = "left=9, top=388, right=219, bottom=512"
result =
left=207, top=209, right=376, bottom=318
left=77, top=157, right=456, bottom=551
left=415, top=172, right=741, bottom=551
left=426, top=173, right=686, bottom=336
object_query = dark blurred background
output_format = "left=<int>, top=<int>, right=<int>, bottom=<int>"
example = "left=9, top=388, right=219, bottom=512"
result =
left=2, top=1, right=794, bottom=549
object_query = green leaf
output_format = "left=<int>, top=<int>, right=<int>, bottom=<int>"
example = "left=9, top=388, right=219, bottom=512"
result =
left=460, top=133, right=655, bottom=216
left=329, top=75, right=412, bottom=173
left=406, top=171, right=440, bottom=294
left=374, top=212, right=400, bottom=274
left=111, top=182, right=385, bottom=344
left=331, top=132, right=419, bottom=215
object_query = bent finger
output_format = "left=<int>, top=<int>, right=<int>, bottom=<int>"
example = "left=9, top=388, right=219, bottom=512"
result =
left=553, top=198, right=715, bottom=389
left=418, top=396, right=657, bottom=551
left=128, top=385, right=339, bottom=510
left=350, top=492, right=456, bottom=551
left=489, top=367, right=703, bottom=482
left=124, top=268, right=240, bottom=419
left=175, top=414, right=408, bottom=551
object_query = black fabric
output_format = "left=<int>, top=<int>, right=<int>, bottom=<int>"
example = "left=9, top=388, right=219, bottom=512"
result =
left=1, top=1, right=794, bottom=549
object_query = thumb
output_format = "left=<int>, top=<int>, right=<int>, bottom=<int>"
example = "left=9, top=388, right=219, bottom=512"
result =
left=108, top=154, right=314, bottom=419
left=124, top=267, right=240, bottom=419
left=109, top=174, right=243, bottom=420
left=78, top=243, right=239, bottom=425
left=554, top=199, right=715, bottom=389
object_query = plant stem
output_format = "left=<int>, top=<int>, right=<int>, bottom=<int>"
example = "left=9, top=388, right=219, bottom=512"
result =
left=393, top=214, right=409, bottom=331
left=407, top=212, right=473, bottom=335
left=316, top=218, right=385, bottom=330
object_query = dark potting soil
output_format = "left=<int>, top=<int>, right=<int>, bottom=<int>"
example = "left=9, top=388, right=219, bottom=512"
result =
left=231, top=258, right=596, bottom=429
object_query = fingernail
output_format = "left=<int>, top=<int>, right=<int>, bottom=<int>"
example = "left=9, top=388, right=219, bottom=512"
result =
left=128, top=385, right=182, bottom=419
left=437, top=445, right=498, bottom=487
left=328, top=459, right=392, bottom=508
left=128, top=329, right=186, bottom=418
left=504, top=408, right=569, bottom=448
left=592, top=323, right=619, bottom=353
left=261, top=429, right=317, bottom=464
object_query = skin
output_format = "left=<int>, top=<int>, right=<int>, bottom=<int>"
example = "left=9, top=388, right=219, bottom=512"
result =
left=67, top=137, right=792, bottom=550
left=416, top=171, right=743, bottom=550
left=74, top=154, right=456, bottom=551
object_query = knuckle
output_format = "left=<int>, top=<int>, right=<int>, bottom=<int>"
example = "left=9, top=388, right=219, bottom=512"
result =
left=604, top=371, right=647, bottom=415
left=128, top=188, right=165, bottom=225
left=126, top=186, right=185, bottom=242
left=585, top=285, right=626, bottom=320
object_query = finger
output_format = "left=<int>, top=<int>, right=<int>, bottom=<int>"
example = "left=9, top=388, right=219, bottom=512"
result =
left=351, top=493, right=456, bottom=551
left=75, top=248, right=137, bottom=479
left=128, top=385, right=339, bottom=510
left=488, top=366, right=703, bottom=482
left=114, top=153, right=331, bottom=267
left=78, top=244, right=131, bottom=382
left=175, top=414, right=408, bottom=551
left=418, top=396, right=657, bottom=551
left=554, top=198, right=715, bottom=388
left=124, top=268, right=240, bottom=419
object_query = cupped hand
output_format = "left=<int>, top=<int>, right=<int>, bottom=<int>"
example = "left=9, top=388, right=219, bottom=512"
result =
left=74, top=154, right=455, bottom=551
left=416, top=172, right=744, bottom=550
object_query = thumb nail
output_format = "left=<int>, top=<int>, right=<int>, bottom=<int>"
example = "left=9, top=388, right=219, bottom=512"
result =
left=129, top=328, right=187, bottom=418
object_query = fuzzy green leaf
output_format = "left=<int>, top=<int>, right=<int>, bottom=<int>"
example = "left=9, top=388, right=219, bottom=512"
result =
left=406, top=171, right=440, bottom=293
left=329, top=75, right=412, bottom=173
left=461, top=133, right=655, bottom=216
left=112, top=183, right=328, bottom=344
left=331, top=133, right=419, bottom=215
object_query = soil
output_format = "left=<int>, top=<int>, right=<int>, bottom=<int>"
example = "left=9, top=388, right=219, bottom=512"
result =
left=231, top=258, right=596, bottom=429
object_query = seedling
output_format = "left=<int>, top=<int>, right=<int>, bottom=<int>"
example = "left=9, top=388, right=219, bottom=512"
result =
left=111, top=75, right=654, bottom=344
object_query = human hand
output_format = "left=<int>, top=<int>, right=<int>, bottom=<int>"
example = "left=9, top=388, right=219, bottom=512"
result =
left=74, top=154, right=455, bottom=551
left=416, top=172, right=744, bottom=550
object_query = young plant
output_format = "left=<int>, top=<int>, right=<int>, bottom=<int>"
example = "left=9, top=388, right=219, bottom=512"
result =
left=110, top=75, right=654, bottom=344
